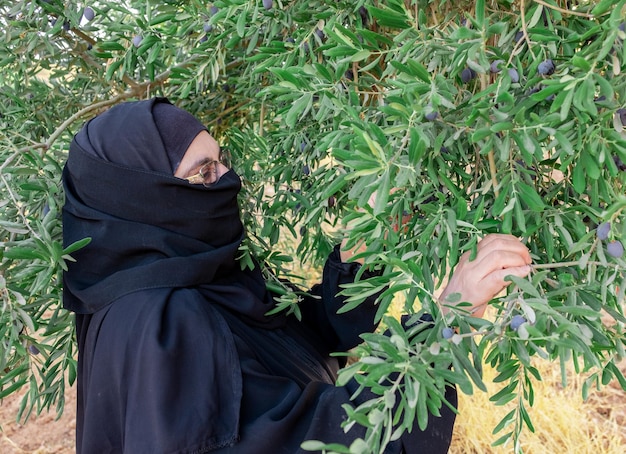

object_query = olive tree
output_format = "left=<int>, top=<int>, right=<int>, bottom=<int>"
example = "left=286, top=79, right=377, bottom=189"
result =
left=0, top=0, right=625, bottom=453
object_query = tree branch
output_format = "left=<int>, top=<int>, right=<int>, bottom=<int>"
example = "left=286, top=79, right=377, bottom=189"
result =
left=533, top=0, right=593, bottom=18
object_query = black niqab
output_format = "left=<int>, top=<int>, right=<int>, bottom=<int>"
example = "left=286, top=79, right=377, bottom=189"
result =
left=63, top=98, right=285, bottom=453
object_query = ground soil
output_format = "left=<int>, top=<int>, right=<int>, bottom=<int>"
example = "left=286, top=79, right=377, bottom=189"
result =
left=0, top=384, right=76, bottom=454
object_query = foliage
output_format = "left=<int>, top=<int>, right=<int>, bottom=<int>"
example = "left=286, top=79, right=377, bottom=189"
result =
left=1, top=0, right=625, bottom=452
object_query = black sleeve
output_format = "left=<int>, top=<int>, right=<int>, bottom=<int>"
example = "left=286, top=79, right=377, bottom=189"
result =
left=298, top=244, right=382, bottom=353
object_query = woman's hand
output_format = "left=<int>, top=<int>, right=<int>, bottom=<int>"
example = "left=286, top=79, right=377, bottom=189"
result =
left=439, top=234, right=532, bottom=318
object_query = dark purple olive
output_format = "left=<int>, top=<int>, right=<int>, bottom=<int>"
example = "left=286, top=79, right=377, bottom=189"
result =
left=262, top=0, right=273, bottom=10
left=508, top=68, right=520, bottom=83
left=596, top=222, right=611, bottom=240
left=617, top=108, right=626, bottom=127
left=359, top=6, right=369, bottom=27
left=538, top=59, right=555, bottom=75
left=461, top=67, right=477, bottom=83
left=442, top=327, right=454, bottom=339
left=132, top=35, right=143, bottom=47
left=490, top=60, right=504, bottom=73
left=510, top=315, right=526, bottom=330
left=425, top=111, right=438, bottom=121
left=607, top=240, right=624, bottom=258
left=28, top=345, right=40, bottom=355
left=83, top=7, right=95, bottom=21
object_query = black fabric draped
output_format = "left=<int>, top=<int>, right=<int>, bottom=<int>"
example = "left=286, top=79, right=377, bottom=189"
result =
left=62, top=98, right=457, bottom=454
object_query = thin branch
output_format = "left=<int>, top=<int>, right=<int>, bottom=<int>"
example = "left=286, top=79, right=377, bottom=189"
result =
left=532, top=260, right=621, bottom=269
left=533, top=0, right=594, bottom=18
left=520, top=0, right=532, bottom=53
left=479, top=69, right=500, bottom=197
left=206, top=101, right=250, bottom=127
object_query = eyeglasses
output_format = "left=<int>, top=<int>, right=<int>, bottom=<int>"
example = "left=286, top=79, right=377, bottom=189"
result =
left=185, top=160, right=219, bottom=186
left=184, top=149, right=231, bottom=187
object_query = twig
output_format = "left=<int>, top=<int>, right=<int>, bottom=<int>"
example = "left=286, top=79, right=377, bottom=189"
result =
left=206, top=101, right=249, bottom=127
left=479, top=69, right=500, bottom=197
left=533, top=0, right=594, bottom=18
left=519, top=0, right=532, bottom=52
left=259, top=99, right=265, bottom=137
left=532, top=260, right=621, bottom=269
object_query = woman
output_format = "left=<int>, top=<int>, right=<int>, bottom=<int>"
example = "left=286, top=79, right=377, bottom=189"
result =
left=62, top=97, right=531, bottom=453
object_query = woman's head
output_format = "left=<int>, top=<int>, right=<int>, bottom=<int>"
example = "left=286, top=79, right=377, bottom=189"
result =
left=74, top=97, right=210, bottom=174
left=62, top=97, right=246, bottom=312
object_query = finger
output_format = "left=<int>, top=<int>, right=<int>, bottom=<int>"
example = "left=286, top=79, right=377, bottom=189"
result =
left=476, top=234, right=528, bottom=256
left=485, top=265, right=532, bottom=288
left=473, top=238, right=531, bottom=267
left=476, top=233, right=518, bottom=248
left=469, top=265, right=531, bottom=307
left=470, top=250, right=532, bottom=281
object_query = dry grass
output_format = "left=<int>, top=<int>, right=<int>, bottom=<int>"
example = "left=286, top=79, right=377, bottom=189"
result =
left=450, top=359, right=626, bottom=453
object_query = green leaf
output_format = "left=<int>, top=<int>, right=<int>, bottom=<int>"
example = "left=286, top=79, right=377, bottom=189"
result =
left=472, top=128, right=491, bottom=142
left=492, top=409, right=516, bottom=434
left=406, top=60, right=431, bottom=83
left=571, top=56, right=591, bottom=71
left=591, top=0, right=617, bottom=16
left=475, top=0, right=485, bottom=27
left=516, top=181, right=545, bottom=212
left=350, top=50, right=371, bottom=62
left=62, top=237, right=92, bottom=255
left=368, top=6, right=411, bottom=29
left=149, top=13, right=176, bottom=26
left=98, top=41, right=126, bottom=51
left=3, top=247, right=46, bottom=260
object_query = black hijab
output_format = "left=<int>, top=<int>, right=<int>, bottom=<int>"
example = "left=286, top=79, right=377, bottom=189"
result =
left=62, top=97, right=284, bottom=453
